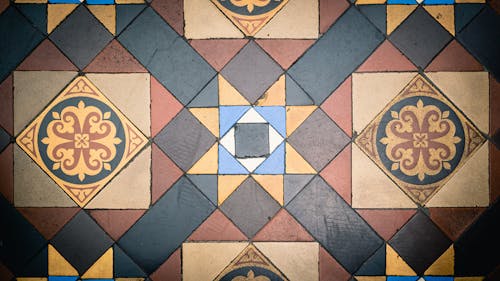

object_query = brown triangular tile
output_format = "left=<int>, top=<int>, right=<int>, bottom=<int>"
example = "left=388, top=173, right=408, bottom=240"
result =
left=150, top=248, right=181, bottom=281
left=320, top=0, right=350, bottom=34
left=190, top=39, right=248, bottom=71
left=356, top=40, right=417, bottom=72
left=253, top=209, right=314, bottom=241
left=0, top=145, right=13, bottom=204
left=84, top=40, right=147, bottom=73
left=188, top=209, right=247, bottom=241
left=151, top=143, right=183, bottom=204
left=426, top=40, right=483, bottom=71
left=320, top=144, right=351, bottom=205
left=151, top=0, right=183, bottom=35
left=0, top=262, right=13, bottom=281
left=256, top=39, right=315, bottom=70
left=357, top=209, right=416, bottom=241
left=319, top=246, right=351, bottom=281
left=0, top=75, right=13, bottom=135
left=17, top=207, right=80, bottom=239
left=321, top=76, right=352, bottom=137
left=429, top=207, right=486, bottom=241
left=88, top=209, right=146, bottom=241
left=17, top=39, right=77, bottom=71
left=151, top=76, right=183, bottom=137
left=0, top=0, right=8, bottom=15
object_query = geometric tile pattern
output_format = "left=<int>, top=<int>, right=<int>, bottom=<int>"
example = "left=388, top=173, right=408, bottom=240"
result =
left=1, top=0, right=498, bottom=279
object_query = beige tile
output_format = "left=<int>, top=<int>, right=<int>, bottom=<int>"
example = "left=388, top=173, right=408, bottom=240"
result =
left=255, top=0, right=319, bottom=39
left=184, top=0, right=244, bottom=39
left=182, top=242, right=247, bottom=281
left=86, top=146, right=151, bottom=209
left=426, top=143, right=489, bottom=207
left=425, top=72, right=489, bottom=133
left=254, top=242, right=319, bottom=281
left=352, top=72, right=417, bottom=133
left=13, top=71, right=77, bottom=135
left=14, top=146, right=76, bottom=207
left=352, top=145, right=416, bottom=208
left=86, top=73, right=151, bottom=136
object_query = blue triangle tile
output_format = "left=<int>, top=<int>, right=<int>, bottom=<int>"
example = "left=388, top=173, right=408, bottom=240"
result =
left=254, top=106, right=286, bottom=137
left=359, top=5, right=386, bottom=34
left=254, top=142, right=285, bottom=174
left=116, top=4, right=147, bottom=35
left=187, top=76, right=218, bottom=108
left=285, top=74, right=313, bottom=106
left=187, top=175, right=218, bottom=205
left=218, top=145, right=248, bottom=174
left=424, top=277, right=454, bottom=281
left=355, top=244, right=385, bottom=276
left=219, top=106, right=250, bottom=137
left=16, top=4, right=47, bottom=34
left=455, top=4, right=484, bottom=33
left=113, top=244, right=146, bottom=277
left=48, top=277, right=79, bottom=281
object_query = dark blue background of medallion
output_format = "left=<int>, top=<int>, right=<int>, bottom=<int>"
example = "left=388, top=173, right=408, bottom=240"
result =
left=216, top=0, right=284, bottom=16
left=376, top=96, right=465, bottom=185
left=38, top=97, right=126, bottom=185
left=219, top=266, right=285, bottom=281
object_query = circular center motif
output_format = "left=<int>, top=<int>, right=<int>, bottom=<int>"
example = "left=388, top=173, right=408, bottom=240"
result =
left=38, top=97, right=125, bottom=185
left=376, top=96, right=464, bottom=185
left=220, top=267, right=284, bottom=281
left=217, top=0, right=284, bottom=15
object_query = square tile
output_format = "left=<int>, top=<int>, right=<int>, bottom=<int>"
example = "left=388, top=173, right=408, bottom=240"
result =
left=234, top=123, right=270, bottom=158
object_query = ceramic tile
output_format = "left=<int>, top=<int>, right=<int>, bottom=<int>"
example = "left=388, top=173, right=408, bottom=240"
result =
left=283, top=174, right=314, bottom=205
left=187, top=77, right=219, bottom=108
left=17, top=207, right=79, bottom=240
left=385, top=244, right=417, bottom=276
left=423, top=5, right=455, bottom=35
left=189, top=39, right=248, bottom=72
left=46, top=4, right=78, bottom=34
left=113, top=245, right=146, bottom=278
left=454, top=4, right=483, bottom=33
left=89, top=209, right=146, bottom=241
left=253, top=209, right=314, bottom=241
left=149, top=248, right=180, bottom=281
left=0, top=127, right=11, bottom=152
left=356, top=209, right=416, bottom=241
left=87, top=5, right=115, bottom=35
left=0, top=144, right=14, bottom=203
left=386, top=5, right=417, bottom=35
left=115, top=4, right=146, bottom=35
left=356, top=40, right=417, bottom=72
left=0, top=0, right=9, bottom=13
left=319, top=247, right=351, bottom=281
left=187, top=174, right=218, bottom=205
left=285, top=75, right=314, bottom=106
left=17, top=40, right=76, bottom=71
left=424, top=245, right=454, bottom=275
left=319, top=0, right=350, bottom=34
left=83, top=40, right=147, bottom=73
left=151, top=143, right=182, bottom=203
left=428, top=208, right=485, bottom=242
left=320, top=76, right=352, bottom=137
left=188, top=209, right=247, bottom=241
left=256, top=40, right=315, bottom=70
left=14, top=3, right=46, bottom=34
left=320, top=144, right=352, bottom=205
left=426, top=40, right=484, bottom=71
left=0, top=75, right=13, bottom=135
left=150, top=0, right=183, bottom=35
left=491, top=76, right=500, bottom=202
left=359, top=4, right=386, bottom=34
left=17, top=245, right=48, bottom=277
left=356, top=245, right=386, bottom=276
left=150, top=76, right=183, bottom=137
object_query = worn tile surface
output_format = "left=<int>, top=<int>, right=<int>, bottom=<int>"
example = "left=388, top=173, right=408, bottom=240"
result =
left=2, top=0, right=498, bottom=280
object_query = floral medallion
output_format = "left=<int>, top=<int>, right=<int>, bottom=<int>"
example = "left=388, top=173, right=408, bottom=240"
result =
left=16, top=76, right=148, bottom=207
left=354, top=75, right=485, bottom=205
left=211, top=0, right=289, bottom=36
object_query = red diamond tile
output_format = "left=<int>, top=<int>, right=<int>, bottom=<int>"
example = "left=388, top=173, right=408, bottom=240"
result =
left=319, top=246, right=351, bottom=281
left=320, top=144, right=351, bottom=205
left=150, top=248, right=181, bottom=281
left=357, top=40, right=416, bottom=72
left=0, top=145, right=13, bottom=203
left=429, top=207, right=486, bottom=241
left=151, top=76, right=183, bottom=137
left=17, top=39, right=77, bottom=71
left=188, top=209, right=247, bottom=241
left=254, top=209, right=314, bottom=242
left=0, top=75, right=13, bottom=135
left=189, top=39, right=248, bottom=71
left=356, top=209, right=416, bottom=241
left=321, top=76, right=352, bottom=137
left=492, top=74, right=500, bottom=202
left=89, top=209, right=146, bottom=241
left=152, top=143, right=183, bottom=204
left=17, top=207, right=80, bottom=239
left=320, top=0, right=350, bottom=34
left=426, top=40, right=483, bottom=71
left=83, top=39, right=147, bottom=73
left=151, top=0, right=183, bottom=35
left=256, top=39, right=315, bottom=70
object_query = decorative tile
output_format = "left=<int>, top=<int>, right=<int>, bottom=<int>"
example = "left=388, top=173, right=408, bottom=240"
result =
left=115, top=4, right=146, bottom=35
left=319, top=0, right=350, bottom=34
left=319, top=246, right=351, bottom=281
left=150, top=0, right=183, bottom=35
left=253, top=208, right=314, bottom=242
left=17, top=207, right=79, bottom=239
left=359, top=4, right=386, bottom=34
left=83, top=40, right=147, bottom=73
left=113, top=245, right=146, bottom=278
left=356, top=40, right=417, bottom=72
left=357, top=209, right=416, bottom=241
left=320, top=144, right=352, bottom=205
left=426, top=40, right=483, bottom=71
left=188, top=209, right=247, bottom=241
left=149, top=248, right=180, bottom=281
left=16, top=76, right=148, bottom=207
left=17, top=40, right=77, bottom=71
left=89, top=209, right=146, bottom=241
left=256, top=40, right=315, bottom=70
left=189, top=39, right=248, bottom=72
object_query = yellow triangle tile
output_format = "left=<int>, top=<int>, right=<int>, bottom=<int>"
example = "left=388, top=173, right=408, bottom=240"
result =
left=88, top=5, right=116, bottom=35
left=424, top=245, right=454, bottom=275
left=285, top=143, right=316, bottom=174
left=353, top=277, right=387, bottom=281
left=188, top=143, right=218, bottom=174
left=387, top=5, right=417, bottom=35
left=386, top=244, right=416, bottom=276
left=218, top=175, right=248, bottom=205
left=219, top=75, right=250, bottom=105
left=47, top=4, right=78, bottom=34
left=189, top=108, right=219, bottom=137
left=252, top=175, right=284, bottom=205
left=256, top=75, right=285, bottom=106
left=286, top=106, right=317, bottom=136
left=81, top=248, right=113, bottom=279
left=454, top=278, right=485, bottom=281
left=423, top=5, right=455, bottom=36
left=48, top=244, right=78, bottom=276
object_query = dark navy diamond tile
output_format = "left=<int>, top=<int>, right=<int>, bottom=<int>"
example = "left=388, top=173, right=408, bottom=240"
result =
left=16, top=4, right=47, bottom=34
left=116, top=4, right=147, bottom=35
left=0, top=6, right=44, bottom=82
left=51, top=210, right=113, bottom=274
left=0, top=127, right=11, bottom=153
left=359, top=4, right=386, bottom=34
left=154, top=109, right=216, bottom=171
left=457, top=6, right=500, bottom=80
left=287, top=176, right=383, bottom=273
left=288, top=7, right=384, bottom=105
left=389, top=211, right=451, bottom=275
left=113, top=244, right=146, bottom=277
left=118, top=7, right=215, bottom=105
left=220, top=177, right=281, bottom=238
left=187, top=174, right=218, bottom=206
left=389, top=7, right=452, bottom=68
left=234, top=123, right=269, bottom=158
left=118, top=176, right=215, bottom=274
left=221, top=41, right=283, bottom=104
left=0, top=196, right=46, bottom=275
left=455, top=201, right=500, bottom=276
left=49, top=5, right=112, bottom=69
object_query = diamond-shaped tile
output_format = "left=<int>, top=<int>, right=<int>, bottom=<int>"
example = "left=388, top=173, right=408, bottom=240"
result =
left=15, top=76, right=148, bottom=207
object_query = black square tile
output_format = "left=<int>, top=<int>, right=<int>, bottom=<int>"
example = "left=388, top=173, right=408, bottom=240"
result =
left=235, top=123, right=269, bottom=158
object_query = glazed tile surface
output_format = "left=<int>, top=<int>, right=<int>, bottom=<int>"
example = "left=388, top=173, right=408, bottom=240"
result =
left=1, top=0, right=499, bottom=280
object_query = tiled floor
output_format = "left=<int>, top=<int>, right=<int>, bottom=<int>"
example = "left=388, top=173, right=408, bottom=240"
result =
left=0, top=0, right=499, bottom=280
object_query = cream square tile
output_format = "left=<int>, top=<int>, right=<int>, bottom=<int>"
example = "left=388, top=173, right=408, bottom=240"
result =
left=13, top=71, right=77, bottom=135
